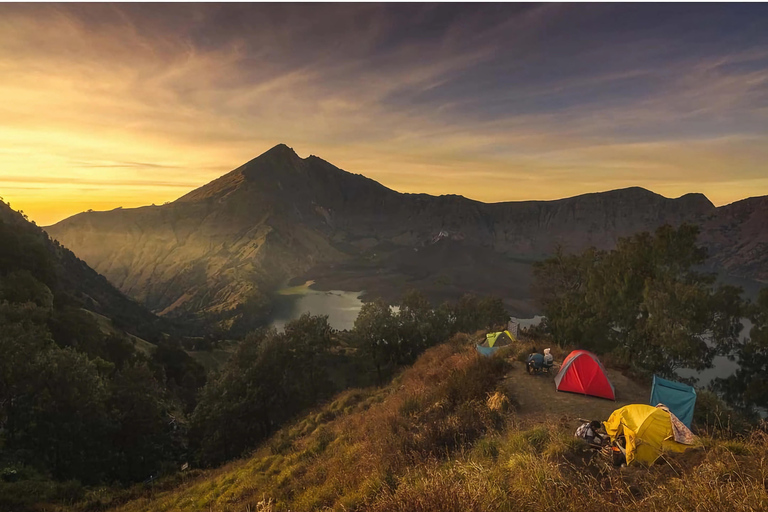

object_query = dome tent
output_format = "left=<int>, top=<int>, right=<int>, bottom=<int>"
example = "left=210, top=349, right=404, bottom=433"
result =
left=603, top=404, right=697, bottom=465
left=476, top=330, right=515, bottom=357
left=554, top=350, right=615, bottom=400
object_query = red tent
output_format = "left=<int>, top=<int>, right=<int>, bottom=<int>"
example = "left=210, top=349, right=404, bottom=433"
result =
left=554, top=350, right=615, bottom=400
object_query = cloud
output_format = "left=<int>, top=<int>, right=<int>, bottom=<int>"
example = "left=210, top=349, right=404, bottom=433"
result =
left=0, top=4, right=767, bottom=225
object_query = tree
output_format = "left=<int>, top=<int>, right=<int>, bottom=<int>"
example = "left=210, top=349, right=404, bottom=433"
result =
left=353, top=299, right=398, bottom=381
left=452, top=294, right=483, bottom=334
left=285, top=312, right=333, bottom=355
left=396, top=290, right=434, bottom=363
left=716, top=287, right=768, bottom=412
left=11, top=347, right=112, bottom=483
left=532, top=246, right=609, bottom=352
left=191, top=329, right=282, bottom=465
left=107, top=362, right=184, bottom=482
left=533, top=224, right=744, bottom=377
left=191, top=319, right=339, bottom=466
left=284, top=313, right=335, bottom=401
left=152, top=339, right=207, bottom=413
left=477, top=296, right=510, bottom=331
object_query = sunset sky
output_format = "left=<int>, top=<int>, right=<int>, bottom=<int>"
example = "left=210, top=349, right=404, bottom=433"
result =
left=2, top=3, right=768, bottom=226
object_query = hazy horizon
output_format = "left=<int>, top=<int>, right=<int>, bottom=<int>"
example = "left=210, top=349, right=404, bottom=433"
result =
left=2, top=3, right=768, bottom=225
left=35, top=142, right=749, bottom=228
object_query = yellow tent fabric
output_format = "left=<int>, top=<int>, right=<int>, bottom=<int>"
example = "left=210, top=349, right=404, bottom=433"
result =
left=485, top=330, right=515, bottom=348
left=603, top=404, right=695, bottom=465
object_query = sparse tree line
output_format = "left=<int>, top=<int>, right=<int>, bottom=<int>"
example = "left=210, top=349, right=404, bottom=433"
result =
left=189, top=291, right=510, bottom=466
left=532, top=223, right=768, bottom=415
left=1, top=209, right=510, bottom=501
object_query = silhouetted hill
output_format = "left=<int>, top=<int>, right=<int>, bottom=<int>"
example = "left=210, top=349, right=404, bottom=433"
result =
left=45, top=144, right=765, bottom=327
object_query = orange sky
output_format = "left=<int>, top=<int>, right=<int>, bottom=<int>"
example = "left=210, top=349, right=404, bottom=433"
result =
left=2, top=4, right=768, bottom=226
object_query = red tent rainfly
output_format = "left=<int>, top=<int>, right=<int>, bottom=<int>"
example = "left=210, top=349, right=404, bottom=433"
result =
left=554, top=350, right=615, bottom=400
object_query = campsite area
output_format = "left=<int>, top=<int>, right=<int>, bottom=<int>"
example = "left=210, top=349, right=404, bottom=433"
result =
left=94, top=336, right=767, bottom=512
left=501, top=359, right=650, bottom=426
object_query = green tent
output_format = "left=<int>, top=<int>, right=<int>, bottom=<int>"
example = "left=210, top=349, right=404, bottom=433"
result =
left=477, top=330, right=516, bottom=356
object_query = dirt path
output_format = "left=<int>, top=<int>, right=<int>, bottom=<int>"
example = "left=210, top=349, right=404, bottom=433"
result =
left=502, top=360, right=651, bottom=428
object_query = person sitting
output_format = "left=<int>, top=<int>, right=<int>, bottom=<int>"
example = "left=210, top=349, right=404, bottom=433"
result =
left=543, top=348, right=554, bottom=368
left=575, top=420, right=605, bottom=447
left=526, top=351, right=544, bottom=372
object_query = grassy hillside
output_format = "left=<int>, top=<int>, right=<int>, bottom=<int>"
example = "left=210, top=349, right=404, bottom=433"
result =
left=64, top=337, right=767, bottom=512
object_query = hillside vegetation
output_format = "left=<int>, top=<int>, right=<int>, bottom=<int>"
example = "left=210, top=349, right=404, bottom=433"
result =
left=0, top=201, right=208, bottom=505
left=5, top=198, right=768, bottom=511
left=68, top=339, right=767, bottom=512
left=1, top=197, right=513, bottom=511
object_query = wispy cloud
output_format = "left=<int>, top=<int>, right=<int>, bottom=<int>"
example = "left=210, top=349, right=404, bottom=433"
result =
left=0, top=4, right=767, bottom=225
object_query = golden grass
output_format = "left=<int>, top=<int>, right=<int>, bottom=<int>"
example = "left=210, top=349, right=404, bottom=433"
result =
left=92, top=339, right=767, bottom=512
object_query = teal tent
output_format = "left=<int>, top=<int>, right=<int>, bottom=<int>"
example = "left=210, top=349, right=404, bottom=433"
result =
left=650, top=375, right=697, bottom=428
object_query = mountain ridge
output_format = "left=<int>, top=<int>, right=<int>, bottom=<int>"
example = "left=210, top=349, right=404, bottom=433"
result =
left=0, top=199, right=168, bottom=341
left=44, top=144, right=767, bottom=328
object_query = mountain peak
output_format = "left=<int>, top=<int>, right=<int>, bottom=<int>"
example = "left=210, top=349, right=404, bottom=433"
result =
left=263, top=143, right=304, bottom=163
left=261, top=143, right=300, bottom=159
left=241, top=143, right=304, bottom=175
left=173, top=144, right=304, bottom=203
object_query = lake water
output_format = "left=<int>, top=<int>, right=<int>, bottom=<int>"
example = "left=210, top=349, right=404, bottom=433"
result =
left=512, top=315, right=545, bottom=329
left=511, top=314, right=745, bottom=387
left=270, top=281, right=365, bottom=331
left=271, top=289, right=747, bottom=388
left=677, top=318, right=753, bottom=387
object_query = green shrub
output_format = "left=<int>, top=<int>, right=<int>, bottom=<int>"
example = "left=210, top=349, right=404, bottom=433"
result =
left=522, top=426, right=551, bottom=452
left=473, top=438, right=500, bottom=460
left=719, top=440, right=753, bottom=456
left=310, top=426, right=336, bottom=455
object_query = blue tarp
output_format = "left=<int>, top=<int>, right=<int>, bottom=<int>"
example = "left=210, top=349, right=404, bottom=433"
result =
left=476, top=345, right=499, bottom=357
left=650, top=375, right=697, bottom=428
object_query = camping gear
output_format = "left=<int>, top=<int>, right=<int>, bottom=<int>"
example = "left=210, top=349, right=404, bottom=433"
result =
left=603, top=404, right=697, bottom=466
left=650, top=375, right=697, bottom=428
left=575, top=420, right=606, bottom=448
left=476, top=330, right=515, bottom=357
left=554, top=350, right=615, bottom=400
left=526, top=352, right=553, bottom=374
left=507, top=320, right=520, bottom=338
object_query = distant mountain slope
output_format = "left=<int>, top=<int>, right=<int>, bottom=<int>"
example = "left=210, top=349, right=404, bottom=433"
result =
left=45, top=144, right=765, bottom=325
left=698, top=196, right=768, bottom=282
left=0, top=200, right=165, bottom=340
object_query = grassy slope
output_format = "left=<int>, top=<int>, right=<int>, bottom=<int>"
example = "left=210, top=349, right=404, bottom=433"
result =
left=79, top=338, right=766, bottom=512
left=84, top=310, right=157, bottom=357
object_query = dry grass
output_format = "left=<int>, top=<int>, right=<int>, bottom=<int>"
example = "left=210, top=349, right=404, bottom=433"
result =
left=79, top=339, right=768, bottom=512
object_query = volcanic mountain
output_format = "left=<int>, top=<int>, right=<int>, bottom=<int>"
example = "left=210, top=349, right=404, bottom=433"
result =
left=45, top=144, right=768, bottom=328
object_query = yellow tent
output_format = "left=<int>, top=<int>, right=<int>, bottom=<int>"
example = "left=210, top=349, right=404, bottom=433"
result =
left=484, top=330, right=515, bottom=348
left=603, top=404, right=697, bottom=465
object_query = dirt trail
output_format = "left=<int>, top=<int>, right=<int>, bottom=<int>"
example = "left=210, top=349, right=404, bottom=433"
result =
left=502, top=360, right=651, bottom=427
